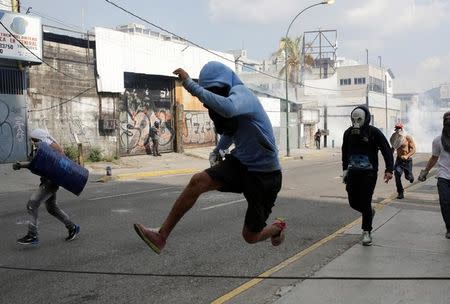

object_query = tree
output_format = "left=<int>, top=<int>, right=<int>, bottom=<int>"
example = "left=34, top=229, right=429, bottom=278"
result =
left=274, top=36, right=314, bottom=99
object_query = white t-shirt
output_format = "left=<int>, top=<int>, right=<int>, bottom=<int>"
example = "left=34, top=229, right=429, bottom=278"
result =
left=432, top=135, right=450, bottom=180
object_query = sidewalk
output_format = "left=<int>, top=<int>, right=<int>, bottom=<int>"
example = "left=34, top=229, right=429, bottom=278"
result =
left=0, top=147, right=339, bottom=193
left=274, top=176, right=450, bottom=304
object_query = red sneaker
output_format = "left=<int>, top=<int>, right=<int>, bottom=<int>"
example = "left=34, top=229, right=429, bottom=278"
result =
left=133, top=223, right=166, bottom=254
left=271, top=218, right=286, bottom=246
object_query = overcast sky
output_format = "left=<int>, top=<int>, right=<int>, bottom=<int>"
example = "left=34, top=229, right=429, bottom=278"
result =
left=4, top=0, right=450, bottom=93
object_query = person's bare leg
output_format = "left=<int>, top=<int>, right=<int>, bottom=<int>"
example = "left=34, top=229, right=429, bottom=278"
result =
left=134, top=171, right=222, bottom=254
left=158, top=171, right=222, bottom=239
left=241, top=222, right=284, bottom=244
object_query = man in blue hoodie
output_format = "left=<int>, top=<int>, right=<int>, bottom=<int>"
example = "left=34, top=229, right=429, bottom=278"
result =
left=134, top=61, right=284, bottom=254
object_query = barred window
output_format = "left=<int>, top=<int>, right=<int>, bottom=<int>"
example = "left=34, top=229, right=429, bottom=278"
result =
left=0, top=68, right=25, bottom=95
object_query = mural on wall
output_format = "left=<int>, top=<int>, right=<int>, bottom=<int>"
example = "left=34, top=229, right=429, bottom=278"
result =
left=182, top=111, right=216, bottom=147
left=0, top=95, right=27, bottom=163
left=120, top=73, right=174, bottom=155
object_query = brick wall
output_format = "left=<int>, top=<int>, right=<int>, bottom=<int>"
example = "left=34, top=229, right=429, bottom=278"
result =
left=27, top=39, right=118, bottom=159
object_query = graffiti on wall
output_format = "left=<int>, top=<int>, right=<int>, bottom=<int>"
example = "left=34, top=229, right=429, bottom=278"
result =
left=182, top=111, right=215, bottom=147
left=119, top=89, right=174, bottom=155
left=34, top=112, right=93, bottom=149
left=0, top=96, right=27, bottom=163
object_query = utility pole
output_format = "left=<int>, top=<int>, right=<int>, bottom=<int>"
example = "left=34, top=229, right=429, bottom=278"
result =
left=385, top=73, right=388, bottom=134
left=366, top=84, right=369, bottom=107
left=366, top=49, right=368, bottom=65
left=323, top=105, right=328, bottom=148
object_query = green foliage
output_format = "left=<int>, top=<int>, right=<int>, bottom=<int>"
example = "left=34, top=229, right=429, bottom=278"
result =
left=64, top=146, right=79, bottom=162
left=88, top=147, right=102, bottom=162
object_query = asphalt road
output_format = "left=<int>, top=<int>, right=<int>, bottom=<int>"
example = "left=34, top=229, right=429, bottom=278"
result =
left=0, top=153, right=429, bottom=304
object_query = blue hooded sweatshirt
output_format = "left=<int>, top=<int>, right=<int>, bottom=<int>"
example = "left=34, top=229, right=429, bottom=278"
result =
left=183, top=61, right=280, bottom=172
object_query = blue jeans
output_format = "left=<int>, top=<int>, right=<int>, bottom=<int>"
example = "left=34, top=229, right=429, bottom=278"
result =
left=437, top=178, right=450, bottom=230
left=394, top=158, right=414, bottom=194
left=26, top=179, right=74, bottom=236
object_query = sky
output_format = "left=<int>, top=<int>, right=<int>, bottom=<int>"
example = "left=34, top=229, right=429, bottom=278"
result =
left=2, top=0, right=450, bottom=93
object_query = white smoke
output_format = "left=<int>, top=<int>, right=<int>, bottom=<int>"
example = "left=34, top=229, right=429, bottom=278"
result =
left=405, top=92, right=445, bottom=153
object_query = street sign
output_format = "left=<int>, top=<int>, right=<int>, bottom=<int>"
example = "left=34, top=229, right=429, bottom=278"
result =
left=0, top=10, right=42, bottom=63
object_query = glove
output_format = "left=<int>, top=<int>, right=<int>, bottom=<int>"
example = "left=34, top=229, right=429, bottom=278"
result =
left=209, top=152, right=220, bottom=167
left=418, top=169, right=429, bottom=182
left=342, top=170, right=348, bottom=184
left=12, top=162, right=21, bottom=171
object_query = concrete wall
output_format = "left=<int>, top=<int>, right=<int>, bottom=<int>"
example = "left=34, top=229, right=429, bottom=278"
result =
left=27, top=40, right=118, bottom=159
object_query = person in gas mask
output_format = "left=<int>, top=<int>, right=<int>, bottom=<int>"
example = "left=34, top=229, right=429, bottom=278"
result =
left=390, top=122, right=416, bottom=199
left=418, top=111, right=450, bottom=239
left=133, top=61, right=284, bottom=254
left=342, top=106, right=393, bottom=246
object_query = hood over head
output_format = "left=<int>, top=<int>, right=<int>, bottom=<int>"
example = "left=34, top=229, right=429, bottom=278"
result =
left=350, top=105, right=371, bottom=128
left=199, top=61, right=243, bottom=90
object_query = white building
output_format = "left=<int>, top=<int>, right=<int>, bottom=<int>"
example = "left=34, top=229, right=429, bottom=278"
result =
left=238, top=56, right=401, bottom=149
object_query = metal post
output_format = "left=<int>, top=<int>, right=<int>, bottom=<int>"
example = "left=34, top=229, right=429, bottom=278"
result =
left=366, top=84, right=369, bottom=107
left=385, top=73, right=388, bottom=134
left=323, top=105, right=328, bottom=148
left=284, top=48, right=290, bottom=157
left=283, top=1, right=332, bottom=156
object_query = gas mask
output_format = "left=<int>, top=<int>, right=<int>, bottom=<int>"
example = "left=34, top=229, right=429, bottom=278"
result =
left=351, top=109, right=365, bottom=128
left=350, top=108, right=366, bottom=135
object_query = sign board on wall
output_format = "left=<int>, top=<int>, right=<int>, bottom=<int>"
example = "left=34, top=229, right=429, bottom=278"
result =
left=0, top=10, right=42, bottom=63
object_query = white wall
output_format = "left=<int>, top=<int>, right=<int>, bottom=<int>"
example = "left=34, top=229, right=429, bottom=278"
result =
left=95, top=27, right=235, bottom=93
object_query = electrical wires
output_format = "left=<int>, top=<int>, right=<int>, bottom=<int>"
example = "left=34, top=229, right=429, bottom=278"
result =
left=103, top=0, right=364, bottom=93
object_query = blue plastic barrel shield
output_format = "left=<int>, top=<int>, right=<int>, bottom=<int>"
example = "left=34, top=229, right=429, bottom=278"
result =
left=29, top=142, right=89, bottom=195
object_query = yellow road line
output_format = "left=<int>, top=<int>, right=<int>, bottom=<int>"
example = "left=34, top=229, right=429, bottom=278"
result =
left=116, top=168, right=199, bottom=180
left=212, top=189, right=411, bottom=304
left=211, top=218, right=362, bottom=304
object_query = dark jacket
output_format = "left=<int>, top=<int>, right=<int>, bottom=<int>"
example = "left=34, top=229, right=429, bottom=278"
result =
left=342, top=106, right=394, bottom=173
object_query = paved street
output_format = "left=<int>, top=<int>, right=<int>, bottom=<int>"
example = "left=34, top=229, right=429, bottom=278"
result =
left=0, top=150, right=442, bottom=303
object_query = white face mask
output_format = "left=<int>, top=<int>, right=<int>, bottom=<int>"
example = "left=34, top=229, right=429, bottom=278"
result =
left=351, top=108, right=366, bottom=129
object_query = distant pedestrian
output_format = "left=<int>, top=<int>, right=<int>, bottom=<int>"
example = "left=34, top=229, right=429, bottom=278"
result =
left=418, top=111, right=450, bottom=239
left=144, top=121, right=161, bottom=156
left=133, top=61, right=284, bottom=254
left=342, top=106, right=393, bottom=246
left=314, top=130, right=321, bottom=149
left=390, top=122, right=416, bottom=199
left=13, top=129, right=80, bottom=245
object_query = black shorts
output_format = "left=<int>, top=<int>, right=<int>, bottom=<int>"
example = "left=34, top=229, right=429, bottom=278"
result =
left=205, top=155, right=282, bottom=233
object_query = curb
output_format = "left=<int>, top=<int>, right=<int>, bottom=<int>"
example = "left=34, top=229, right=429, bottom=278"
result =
left=96, top=168, right=200, bottom=182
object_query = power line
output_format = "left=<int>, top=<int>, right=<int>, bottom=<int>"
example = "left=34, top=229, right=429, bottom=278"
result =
left=28, top=85, right=97, bottom=112
left=0, top=20, right=94, bottom=82
left=103, top=0, right=363, bottom=94
left=1, top=265, right=449, bottom=280
left=28, top=8, right=84, bottom=32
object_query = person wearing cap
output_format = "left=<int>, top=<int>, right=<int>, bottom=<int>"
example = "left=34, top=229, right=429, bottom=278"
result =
left=389, top=122, right=416, bottom=199
left=12, top=128, right=80, bottom=245
left=133, top=61, right=284, bottom=254
left=418, top=111, right=450, bottom=239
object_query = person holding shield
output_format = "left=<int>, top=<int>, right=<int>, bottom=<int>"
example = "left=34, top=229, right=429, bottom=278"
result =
left=13, top=129, right=80, bottom=245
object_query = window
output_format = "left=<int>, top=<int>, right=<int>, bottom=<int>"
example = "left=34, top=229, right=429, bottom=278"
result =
left=354, top=77, right=366, bottom=85
left=340, top=78, right=351, bottom=85
left=0, top=68, right=25, bottom=95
